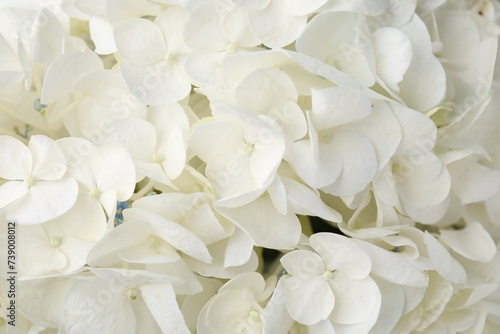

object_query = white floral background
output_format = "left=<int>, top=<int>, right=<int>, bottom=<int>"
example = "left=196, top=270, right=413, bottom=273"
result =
left=0, top=0, right=500, bottom=333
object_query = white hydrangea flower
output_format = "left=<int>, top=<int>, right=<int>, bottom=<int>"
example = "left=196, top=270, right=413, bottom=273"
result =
left=197, top=272, right=275, bottom=334
left=279, top=233, right=381, bottom=330
left=97, top=103, right=189, bottom=187
left=0, top=135, right=78, bottom=225
left=190, top=103, right=286, bottom=198
left=290, top=87, right=402, bottom=197
left=113, top=6, right=192, bottom=104
left=64, top=268, right=190, bottom=333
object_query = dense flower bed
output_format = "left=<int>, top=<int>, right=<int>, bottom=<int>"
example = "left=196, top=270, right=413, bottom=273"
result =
left=0, top=0, right=500, bottom=333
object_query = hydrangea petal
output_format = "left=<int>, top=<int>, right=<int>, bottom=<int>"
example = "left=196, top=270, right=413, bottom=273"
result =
left=114, top=18, right=167, bottom=66
left=352, top=239, right=429, bottom=287
left=0, top=135, right=32, bottom=179
left=398, top=24, right=446, bottom=111
left=321, top=132, right=378, bottom=196
left=6, top=176, right=78, bottom=225
left=215, top=195, right=301, bottom=250
left=310, top=233, right=371, bottom=279
left=284, top=275, right=335, bottom=325
left=397, top=154, right=450, bottom=208
left=41, top=49, right=103, bottom=104
left=391, top=103, right=437, bottom=156
left=373, top=27, right=413, bottom=92
left=29, top=135, right=66, bottom=181
left=120, top=60, right=191, bottom=105
left=291, top=139, right=342, bottom=189
left=280, top=250, right=325, bottom=276
left=439, top=223, right=496, bottom=263
left=183, top=2, right=228, bottom=51
left=90, top=144, right=135, bottom=200
left=423, top=231, right=466, bottom=284
left=248, top=0, right=306, bottom=48
left=311, top=86, right=372, bottom=130
left=283, top=177, right=342, bottom=222
left=125, top=208, right=212, bottom=263
left=329, top=273, right=381, bottom=325
left=206, top=290, right=255, bottom=333
left=448, top=159, right=500, bottom=205
left=0, top=181, right=29, bottom=209
left=224, top=228, right=256, bottom=268
left=89, top=16, right=116, bottom=55
left=65, top=279, right=135, bottom=334
left=140, top=282, right=190, bottom=334
left=235, top=68, right=298, bottom=114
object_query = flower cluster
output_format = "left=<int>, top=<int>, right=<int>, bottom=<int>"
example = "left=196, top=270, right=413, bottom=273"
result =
left=0, top=0, right=500, bottom=333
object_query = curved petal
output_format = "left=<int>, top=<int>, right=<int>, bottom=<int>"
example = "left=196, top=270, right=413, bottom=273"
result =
left=29, top=135, right=67, bottom=181
left=448, top=159, right=500, bottom=205
left=140, top=282, right=190, bottom=334
left=114, top=18, right=167, bottom=66
left=391, top=103, right=437, bottom=156
left=423, top=231, right=467, bottom=284
left=183, top=2, right=228, bottom=51
left=283, top=177, right=342, bottom=222
left=321, top=132, right=378, bottom=196
left=291, top=140, right=342, bottom=189
left=65, top=279, right=135, bottom=334
left=121, top=61, right=191, bottom=105
left=86, top=221, right=152, bottom=266
left=329, top=273, right=381, bottom=325
left=398, top=48, right=446, bottom=111
left=373, top=27, right=412, bottom=92
left=352, top=239, right=429, bottom=287
left=189, top=120, right=244, bottom=163
left=124, top=208, right=212, bottom=263
left=311, top=86, right=372, bottom=130
left=235, top=68, right=298, bottom=114
left=280, top=250, right=325, bottom=276
left=336, top=100, right=402, bottom=170
left=439, top=223, right=496, bottom=263
left=0, top=135, right=32, bottom=179
left=89, top=16, right=116, bottom=55
left=284, top=275, right=335, bottom=325
left=41, top=49, right=103, bottom=104
left=248, top=0, right=306, bottom=48
left=91, top=144, right=136, bottom=200
left=310, top=233, right=371, bottom=279
left=215, top=195, right=301, bottom=250
left=6, top=176, right=78, bottom=225
left=397, top=153, right=451, bottom=208
left=206, top=290, right=255, bottom=333
left=0, top=181, right=28, bottom=209
left=99, top=117, right=156, bottom=162
left=118, top=241, right=180, bottom=264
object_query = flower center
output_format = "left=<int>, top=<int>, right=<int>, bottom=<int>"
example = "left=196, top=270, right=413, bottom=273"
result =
left=89, top=188, right=101, bottom=199
left=326, top=57, right=338, bottom=67
left=25, top=176, right=37, bottom=186
left=226, top=43, right=237, bottom=54
left=50, top=236, right=62, bottom=247
left=152, top=152, right=165, bottom=163
left=127, top=288, right=139, bottom=301
left=322, top=270, right=333, bottom=280
left=149, top=236, right=161, bottom=249
left=248, top=309, right=261, bottom=323
left=165, top=53, right=175, bottom=63
left=239, top=142, right=254, bottom=155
